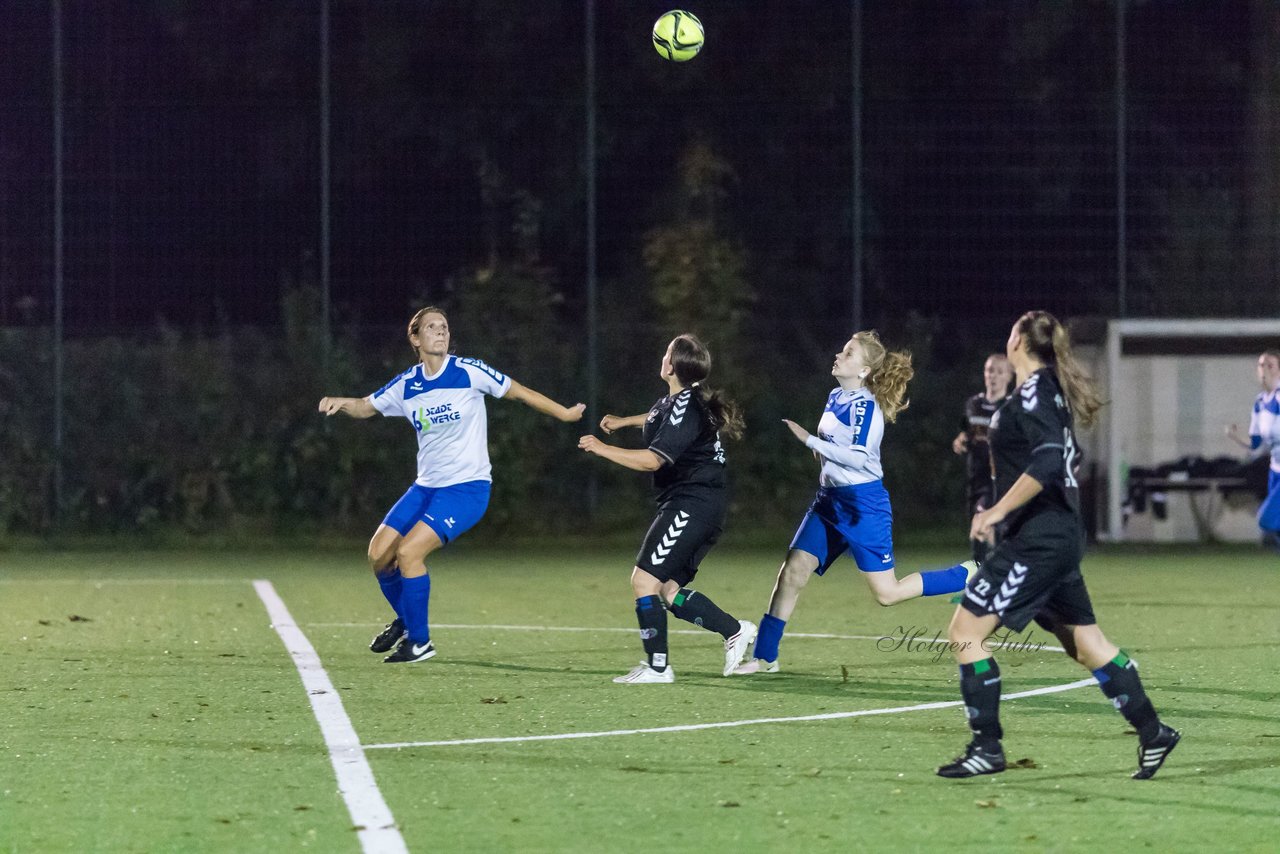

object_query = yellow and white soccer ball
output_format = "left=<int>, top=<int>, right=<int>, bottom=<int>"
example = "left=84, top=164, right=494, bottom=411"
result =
left=652, top=10, right=704, bottom=62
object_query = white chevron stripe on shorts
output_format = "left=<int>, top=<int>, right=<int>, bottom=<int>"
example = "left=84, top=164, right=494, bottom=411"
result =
left=649, top=511, right=690, bottom=566
left=991, top=562, right=1029, bottom=615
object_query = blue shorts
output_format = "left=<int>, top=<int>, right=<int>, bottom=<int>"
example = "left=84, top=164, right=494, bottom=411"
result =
left=789, top=482, right=895, bottom=574
left=1259, top=470, right=1280, bottom=533
left=381, top=480, right=491, bottom=544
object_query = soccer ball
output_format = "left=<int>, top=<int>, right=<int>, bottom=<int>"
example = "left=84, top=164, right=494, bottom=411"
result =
left=652, top=10, right=704, bottom=62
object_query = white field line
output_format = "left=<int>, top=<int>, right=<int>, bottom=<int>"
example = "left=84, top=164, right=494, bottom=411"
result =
left=307, top=621, right=1068, bottom=654
left=0, top=578, right=248, bottom=584
left=253, top=580, right=408, bottom=854
left=365, top=677, right=1098, bottom=750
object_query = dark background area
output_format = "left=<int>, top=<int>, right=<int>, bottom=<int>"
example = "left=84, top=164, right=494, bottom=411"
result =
left=1, top=1, right=1277, bottom=540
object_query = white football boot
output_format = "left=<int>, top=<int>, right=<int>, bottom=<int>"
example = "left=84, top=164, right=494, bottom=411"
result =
left=731, top=657, right=780, bottom=675
left=723, top=620, right=758, bottom=676
left=613, top=662, right=675, bottom=684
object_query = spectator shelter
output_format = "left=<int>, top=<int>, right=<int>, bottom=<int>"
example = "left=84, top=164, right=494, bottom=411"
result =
left=1100, top=318, right=1280, bottom=542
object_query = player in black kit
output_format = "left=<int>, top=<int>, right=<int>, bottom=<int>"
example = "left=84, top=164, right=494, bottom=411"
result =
left=579, top=334, right=756, bottom=684
left=951, top=353, right=1013, bottom=563
left=937, top=312, right=1180, bottom=780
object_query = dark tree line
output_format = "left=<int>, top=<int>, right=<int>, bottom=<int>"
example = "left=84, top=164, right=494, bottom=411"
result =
left=2, top=2, right=1275, bottom=538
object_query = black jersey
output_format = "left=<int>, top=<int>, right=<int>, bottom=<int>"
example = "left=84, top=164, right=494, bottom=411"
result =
left=988, top=368, right=1082, bottom=536
left=961, top=392, right=1003, bottom=500
left=642, top=387, right=728, bottom=521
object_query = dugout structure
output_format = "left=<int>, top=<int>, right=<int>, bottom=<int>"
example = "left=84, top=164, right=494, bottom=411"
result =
left=1097, top=319, right=1280, bottom=543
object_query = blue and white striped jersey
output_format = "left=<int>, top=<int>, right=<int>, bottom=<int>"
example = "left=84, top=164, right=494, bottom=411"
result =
left=804, top=386, right=884, bottom=487
left=1249, top=388, right=1280, bottom=474
left=369, top=355, right=511, bottom=487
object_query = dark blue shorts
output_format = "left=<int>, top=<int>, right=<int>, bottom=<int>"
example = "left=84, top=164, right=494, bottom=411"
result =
left=381, top=480, right=491, bottom=544
left=789, top=482, right=895, bottom=574
left=1259, top=470, right=1280, bottom=533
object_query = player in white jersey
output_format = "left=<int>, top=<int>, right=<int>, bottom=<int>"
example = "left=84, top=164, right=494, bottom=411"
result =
left=734, top=331, right=977, bottom=675
left=1226, top=349, right=1280, bottom=549
left=319, top=306, right=585, bottom=663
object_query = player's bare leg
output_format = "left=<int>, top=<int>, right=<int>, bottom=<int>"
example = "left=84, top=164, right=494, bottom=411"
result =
left=862, top=560, right=979, bottom=606
left=382, top=522, right=444, bottom=663
left=367, top=524, right=408, bottom=653
left=732, top=549, right=817, bottom=674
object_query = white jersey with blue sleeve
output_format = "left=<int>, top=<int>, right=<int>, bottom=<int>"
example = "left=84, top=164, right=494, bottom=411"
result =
left=368, top=355, right=512, bottom=487
left=1249, top=388, right=1280, bottom=474
left=804, top=387, right=884, bottom=487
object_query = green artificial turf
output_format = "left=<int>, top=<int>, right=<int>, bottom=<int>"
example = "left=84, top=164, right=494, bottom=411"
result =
left=2, top=544, right=1277, bottom=852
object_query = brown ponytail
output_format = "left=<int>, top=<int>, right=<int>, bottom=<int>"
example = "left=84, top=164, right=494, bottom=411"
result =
left=1016, top=311, right=1104, bottom=428
left=669, top=334, right=745, bottom=440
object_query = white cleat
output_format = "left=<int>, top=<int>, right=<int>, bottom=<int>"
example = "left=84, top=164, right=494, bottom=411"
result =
left=613, top=661, right=675, bottom=684
left=723, top=620, right=758, bottom=676
left=731, top=657, right=780, bottom=676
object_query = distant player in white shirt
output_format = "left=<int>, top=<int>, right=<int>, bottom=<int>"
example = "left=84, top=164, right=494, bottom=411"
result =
left=1226, top=349, right=1280, bottom=550
left=734, top=330, right=977, bottom=675
left=319, top=306, right=585, bottom=663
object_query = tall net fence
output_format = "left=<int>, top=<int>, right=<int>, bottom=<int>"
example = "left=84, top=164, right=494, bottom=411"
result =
left=2, top=1, right=1276, bottom=536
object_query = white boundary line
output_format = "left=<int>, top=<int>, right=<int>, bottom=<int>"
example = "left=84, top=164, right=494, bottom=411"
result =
left=307, top=621, right=1068, bottom=653
left=253, top=580, right=408, bottom=854
left=365, top=678, right=1097, bottom=750
left=0, top=578, right=248, bottom=585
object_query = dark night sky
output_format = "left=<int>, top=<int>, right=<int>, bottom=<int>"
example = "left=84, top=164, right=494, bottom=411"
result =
left=0, top=1, right=1272, bottom=339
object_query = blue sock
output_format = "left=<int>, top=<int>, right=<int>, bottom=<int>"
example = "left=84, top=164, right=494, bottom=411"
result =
left=753, top=613, right=786, bottom=663
left=921, top=564, right=968, bottom=596
left=400, top=574, right=432, bottom=643
left=377, top=567, right=405, bottom=620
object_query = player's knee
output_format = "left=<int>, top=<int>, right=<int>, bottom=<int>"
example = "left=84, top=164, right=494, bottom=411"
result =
left=395, top=543, right=427, bottom=571
left=630, top=567, right=663, bottom=599
left=778, top=560, right=811, bottom=591
left=872, top=589, right=899, bottom=607
left=367, top=547, right=392, bottom=573
left=947, top=613, right=984, bottom=646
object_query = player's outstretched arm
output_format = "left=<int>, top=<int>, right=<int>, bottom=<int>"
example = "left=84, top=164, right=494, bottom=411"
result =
left=318, top=396, right=376, bottom=418
left=781, top=418, right=824, bottom=463
left=578, top=435, right=663, bottom=472
left=599, top=413, right=647, bottom=434
left=505, top=380, right=586, bottom=423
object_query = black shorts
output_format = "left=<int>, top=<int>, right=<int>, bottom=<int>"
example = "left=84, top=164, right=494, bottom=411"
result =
left=960, top=515, right=1096, bottom=633
left=634, top=506, right=721, bottom=587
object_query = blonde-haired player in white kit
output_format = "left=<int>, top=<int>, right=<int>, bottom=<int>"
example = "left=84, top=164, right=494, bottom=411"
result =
left=734, top=330, right=977, bottom=674
left=319, top=306, right=584, bottom=663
